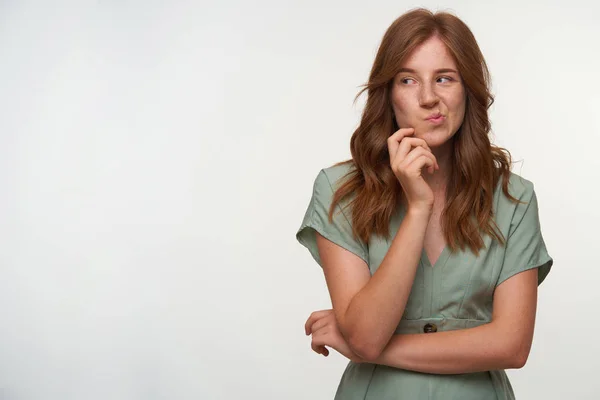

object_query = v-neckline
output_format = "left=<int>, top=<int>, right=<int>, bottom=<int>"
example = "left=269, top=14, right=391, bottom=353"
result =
left=392, top=202, right=450, bottom=269
left=421, top=245, right=449, bottom=269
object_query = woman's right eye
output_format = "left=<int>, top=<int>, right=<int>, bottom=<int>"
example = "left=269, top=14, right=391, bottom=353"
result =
left=401, top=78, right=416, bottom=84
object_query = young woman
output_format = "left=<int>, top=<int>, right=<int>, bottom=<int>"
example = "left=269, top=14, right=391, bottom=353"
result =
left=295, top=8, right=553, bottom=400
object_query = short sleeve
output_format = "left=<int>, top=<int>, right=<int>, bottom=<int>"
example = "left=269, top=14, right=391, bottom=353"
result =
left=496, top=183, right=553, bottom=287
left=295, top=169, right=369, bottom=268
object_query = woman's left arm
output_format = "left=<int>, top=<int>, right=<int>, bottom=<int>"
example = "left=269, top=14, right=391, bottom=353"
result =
left=366, top=268, right=538, bottom=374
left=307, top=267, right=538, bottom=374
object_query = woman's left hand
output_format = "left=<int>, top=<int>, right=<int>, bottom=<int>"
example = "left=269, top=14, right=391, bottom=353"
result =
left=305, top=309, right=364, bottom=363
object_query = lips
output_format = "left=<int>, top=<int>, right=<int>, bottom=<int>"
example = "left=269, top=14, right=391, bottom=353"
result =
left=425, top=113, right=445, bottom=125
left=426, top=112, right=443, bottom=120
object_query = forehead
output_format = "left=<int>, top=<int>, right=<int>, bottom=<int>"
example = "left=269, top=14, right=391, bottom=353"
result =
left=400, top=36, right=457, bottom=70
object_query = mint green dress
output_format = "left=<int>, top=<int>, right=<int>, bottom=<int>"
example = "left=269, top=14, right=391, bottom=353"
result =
left=296, top=162, right=553, bottom=400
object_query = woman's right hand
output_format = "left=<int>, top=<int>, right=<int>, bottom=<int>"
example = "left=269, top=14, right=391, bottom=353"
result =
left=387, top=127, right=439, bottom=213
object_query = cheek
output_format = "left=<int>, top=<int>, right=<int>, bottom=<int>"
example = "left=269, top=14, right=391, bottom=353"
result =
left=447, top=94, right=466, bottom=118
left=391, top=92, right=418, bottom=117
left=391, top=94, right=406, bottom=110
left=451, top=102, right=466, bottom=132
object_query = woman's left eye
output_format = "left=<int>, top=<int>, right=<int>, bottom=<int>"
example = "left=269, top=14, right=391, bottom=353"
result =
left=438, top=76, right=453, bottom=83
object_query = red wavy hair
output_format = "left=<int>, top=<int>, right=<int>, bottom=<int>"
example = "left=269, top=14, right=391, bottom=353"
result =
left=329, top=7, right=521, bottom=255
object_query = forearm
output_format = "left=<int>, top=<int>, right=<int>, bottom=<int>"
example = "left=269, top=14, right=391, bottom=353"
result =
left=369, top=322, right=520, bottom=374
left=342, top=208, right=430, bottom=359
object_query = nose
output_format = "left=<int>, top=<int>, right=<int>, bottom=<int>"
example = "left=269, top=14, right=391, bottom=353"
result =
left=418, top=83, right=439, bottom=108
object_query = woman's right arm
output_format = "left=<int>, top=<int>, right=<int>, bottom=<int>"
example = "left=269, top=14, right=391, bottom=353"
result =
left=317, top=206, right=430, bottom=362
left=317, top=127, right=438, bottom=361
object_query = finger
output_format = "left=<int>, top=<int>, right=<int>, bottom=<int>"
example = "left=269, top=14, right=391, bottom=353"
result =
left=395, top=137, right=433, bottom=165
left=305, top=309, right=333, bottom=335
left=400, top=148, right=436, bottom=174
left=403, top=154, right=436, bottom=176
left=398, top=146, right=437, bottom=172
left=305, top=310, right=333, bottom=335
left=311, top=336, right=327, bottom=355
left=311, top=332, right=330, bottom=356
left=311, top=318, right=329, bottom=333
left=304, top=310, right=328, bottom=334
left=396, top=138, right=440, bottom=171
left=388, top=128, right=415, bottom=162
left=317, top=346, right=329, bottom=356
left=387, top=127, right=415, bottom=163
left=312, top=342, right=326, bottom=355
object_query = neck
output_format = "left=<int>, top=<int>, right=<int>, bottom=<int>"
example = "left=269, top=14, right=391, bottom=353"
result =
left=424, top=141, right=453, bottom=192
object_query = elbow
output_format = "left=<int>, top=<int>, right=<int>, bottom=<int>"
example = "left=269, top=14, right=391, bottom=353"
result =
left=338, top=311, right=389, bottom=362
left=505, top=342, right=531, bottom=369
left=347, top=333, right=384, bottom=362
left=509, top=351, right=529, bottom=369
left=352, top=344, right=382, bottom=363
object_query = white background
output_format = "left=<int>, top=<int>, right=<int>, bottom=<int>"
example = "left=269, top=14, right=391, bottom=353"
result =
left=0, top=0, right=598, bottom=399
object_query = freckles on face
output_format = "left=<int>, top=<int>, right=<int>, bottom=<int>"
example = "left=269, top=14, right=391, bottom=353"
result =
left=389, top=36, right=467, bottom=147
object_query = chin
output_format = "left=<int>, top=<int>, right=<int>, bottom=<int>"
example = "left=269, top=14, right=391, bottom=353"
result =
left=418, top=131, right=452, bottom=148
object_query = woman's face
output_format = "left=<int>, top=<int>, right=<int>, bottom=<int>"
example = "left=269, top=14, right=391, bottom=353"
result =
left=390, top=35, right=466, bottom=148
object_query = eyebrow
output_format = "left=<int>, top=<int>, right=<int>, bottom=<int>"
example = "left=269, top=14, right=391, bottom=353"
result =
left=398, top=68, right=459, bottom=74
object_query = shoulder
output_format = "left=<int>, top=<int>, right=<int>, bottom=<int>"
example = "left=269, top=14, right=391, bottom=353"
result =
left=317, top=160, right=357, bottom=190
left=495, top=170, right=536, bottom=205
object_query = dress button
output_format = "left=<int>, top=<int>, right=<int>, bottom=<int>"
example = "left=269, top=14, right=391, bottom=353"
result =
left=423, top=323, right=438, bottom=333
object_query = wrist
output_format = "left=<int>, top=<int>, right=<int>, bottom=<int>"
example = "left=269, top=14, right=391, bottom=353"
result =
left=407, top=205, right=433, bottom=219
